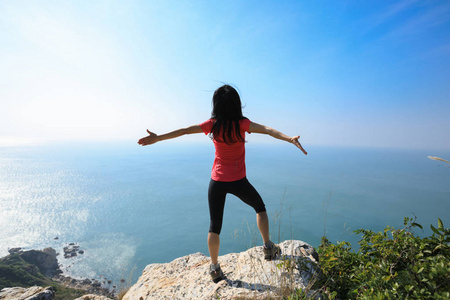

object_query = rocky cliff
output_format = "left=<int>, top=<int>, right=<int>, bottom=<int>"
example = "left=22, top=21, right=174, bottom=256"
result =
left=0, top=248, right=114, bottom=300
left=124, top=240, right=321, bottom=300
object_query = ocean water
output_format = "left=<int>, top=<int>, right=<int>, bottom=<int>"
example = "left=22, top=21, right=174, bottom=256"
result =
left=1, top=142, right=449, bottom=286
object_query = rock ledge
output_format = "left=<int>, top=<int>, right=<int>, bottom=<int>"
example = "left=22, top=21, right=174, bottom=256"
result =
left=0, top=286, right=55, bottom=300
left=124, top=240, right=321, bottom=300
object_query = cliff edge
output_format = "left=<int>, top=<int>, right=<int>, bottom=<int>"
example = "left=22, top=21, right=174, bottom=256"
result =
left=124, top=240, right=320, bottom=300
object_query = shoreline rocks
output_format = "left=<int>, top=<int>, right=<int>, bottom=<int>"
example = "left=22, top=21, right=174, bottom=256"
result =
left=1, top=246, right=114, bottom=300
left=74, top=295, right=114, bottom=300
left=51, top=274, right=114, bottom=298
left=63, top=243, right=85, bottom=259
left=7, top=247, right=62, bottom=278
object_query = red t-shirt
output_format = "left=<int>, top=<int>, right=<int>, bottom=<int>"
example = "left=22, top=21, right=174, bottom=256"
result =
left=200, top=118, right=251, bottom=182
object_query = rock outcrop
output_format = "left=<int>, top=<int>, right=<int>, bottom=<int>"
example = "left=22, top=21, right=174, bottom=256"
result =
left=7, top=247, right=62, bottom=278
left=1, top=247, right=114, bottom=300
left=19, top=248, right=62, bottom=278
left=0, top=286, right=55, bottom=300
left=124, top=240, right=321, bottom=300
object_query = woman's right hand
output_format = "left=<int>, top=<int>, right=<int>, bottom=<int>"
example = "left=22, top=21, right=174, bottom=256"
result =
left=291, top=136, right=308, bottom=155
left=138, top=130, right=159, bottom=146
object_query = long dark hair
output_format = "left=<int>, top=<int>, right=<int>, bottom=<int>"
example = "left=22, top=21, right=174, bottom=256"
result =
left=210, top=84, right=247, bottom=144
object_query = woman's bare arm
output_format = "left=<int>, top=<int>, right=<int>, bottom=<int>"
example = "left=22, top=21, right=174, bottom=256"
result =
left=249, top=122, right=307, bottom=155
left=138, top=125, right=203, bottom=146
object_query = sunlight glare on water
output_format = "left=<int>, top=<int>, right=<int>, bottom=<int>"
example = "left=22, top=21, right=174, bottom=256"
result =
left=1, top=143, right=449, bottom=285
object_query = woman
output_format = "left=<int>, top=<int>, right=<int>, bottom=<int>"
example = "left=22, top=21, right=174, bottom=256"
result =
left=138, top=84, right=307, bottom=283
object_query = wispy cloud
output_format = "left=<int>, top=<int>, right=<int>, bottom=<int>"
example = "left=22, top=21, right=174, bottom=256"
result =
left=378, top=2, right=450, bottom=41
left=367, top=0, right=420, bottom=30
left=355, top=1, right=450, bottom=58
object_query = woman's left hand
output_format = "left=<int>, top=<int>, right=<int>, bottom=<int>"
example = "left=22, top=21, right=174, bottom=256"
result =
left=138, top=130, right=159, bottom=146
left=291, top=136, right=308, bottom=155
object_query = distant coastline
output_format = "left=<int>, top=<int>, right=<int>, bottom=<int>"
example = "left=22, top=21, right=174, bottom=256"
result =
left=0, top=245, right=116, bottom=298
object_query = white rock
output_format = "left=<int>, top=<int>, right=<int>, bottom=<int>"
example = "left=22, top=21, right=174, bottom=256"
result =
left=0, top=286, right=55, bottom=300
left=123, top=240, right=321, bottom=300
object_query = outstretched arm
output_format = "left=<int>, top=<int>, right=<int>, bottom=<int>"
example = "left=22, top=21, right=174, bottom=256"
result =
left=249, top=122, right=307, bottom=155
left=138, top=125, right=203, bottom=146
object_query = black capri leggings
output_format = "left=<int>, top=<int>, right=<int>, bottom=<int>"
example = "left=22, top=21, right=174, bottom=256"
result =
left=208, top=177, right=266, bottom=235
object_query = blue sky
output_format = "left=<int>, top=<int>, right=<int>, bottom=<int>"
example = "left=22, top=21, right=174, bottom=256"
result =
left=1, top=0, right=449, bottom=149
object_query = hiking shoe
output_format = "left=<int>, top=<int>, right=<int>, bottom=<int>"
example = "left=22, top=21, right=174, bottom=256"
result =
left=263, top=242, right=281, bottom=261
left=210, top=263, right=224, bottom=283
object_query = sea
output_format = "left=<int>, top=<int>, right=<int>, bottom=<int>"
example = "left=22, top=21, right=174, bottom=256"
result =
left=1, top=141, right=449, bottom=286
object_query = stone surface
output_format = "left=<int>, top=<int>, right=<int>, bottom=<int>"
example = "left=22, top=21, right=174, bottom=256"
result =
left=51, top=275, right=114, bottom=298
left=123, top=240, right=321, bottom=300
left=0, top=286, right=55, bottom=300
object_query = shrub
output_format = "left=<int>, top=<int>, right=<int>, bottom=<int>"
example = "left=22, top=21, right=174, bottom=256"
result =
left=314, top=216, right=450, bottom=299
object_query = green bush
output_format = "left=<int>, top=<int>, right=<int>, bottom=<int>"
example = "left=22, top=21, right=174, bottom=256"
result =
left=314, top=217, right=450, bottom=299
left=0, top=254, right=51, bottom=290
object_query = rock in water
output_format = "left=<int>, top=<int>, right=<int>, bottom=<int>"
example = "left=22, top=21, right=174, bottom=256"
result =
left=63, top=244, right=81, bottom=258
left=0, top=286, right=55, bottom=300
left=123, top=240, right=321, bottom=300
